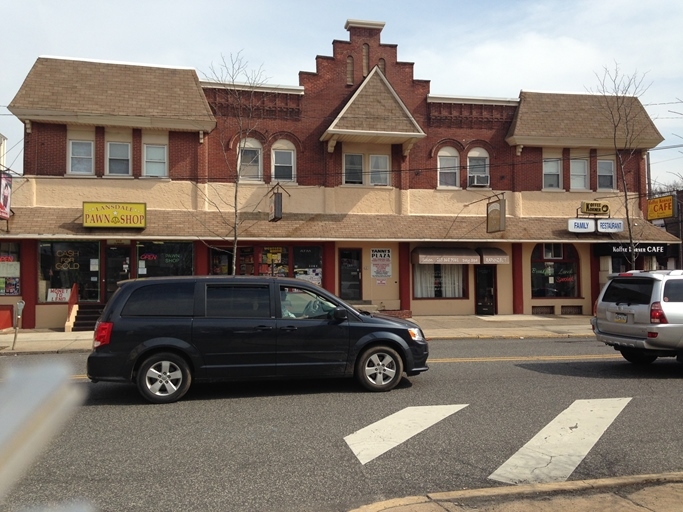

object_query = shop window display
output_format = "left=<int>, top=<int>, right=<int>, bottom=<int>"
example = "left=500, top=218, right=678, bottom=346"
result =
left=0, top=243, right=20, bottom=296
left=136, top=242, right=193, bottom=277
left=531, top=243, right=579, bottom=298
left=39, top=242, right=100, bottom=302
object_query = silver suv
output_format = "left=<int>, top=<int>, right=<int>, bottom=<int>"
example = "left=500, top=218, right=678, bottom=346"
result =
left=592, top=270, right=683, bottom=364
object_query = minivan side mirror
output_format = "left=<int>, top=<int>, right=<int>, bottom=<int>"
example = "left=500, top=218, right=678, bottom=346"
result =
left=333, top=307, right=348, bottom=320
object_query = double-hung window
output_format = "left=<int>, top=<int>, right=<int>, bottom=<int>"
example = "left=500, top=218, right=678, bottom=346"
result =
left=108, top=142, right=130, bottom=175
left=438, top=147, right=459, bottom=187
left=598, top=160, right=615, bottom=189
left=238, top=138, right=262, bottom=181
left=467, top=148, right=489, bottom=187
left=570, top=159, right=588, bottom=190
left=543, top=159, right=561, bottom=189
left=144, top=145, right=167, bottom=177
left=344, top=154, right=363, bottom=184
left=273, top=150, right=293, bottom=181
left=369, top=155, right=389, bottom=185
left=70, top=141, right=93, bottom=174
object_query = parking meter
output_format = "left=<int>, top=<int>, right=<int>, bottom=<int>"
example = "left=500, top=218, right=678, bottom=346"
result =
left=11, top=300, right=25, bottom=351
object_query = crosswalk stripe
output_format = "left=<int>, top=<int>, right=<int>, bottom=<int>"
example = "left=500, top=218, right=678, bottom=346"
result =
left=345, top=405, right=468, bottom=465
left=488, top=397, right=631, bottom=485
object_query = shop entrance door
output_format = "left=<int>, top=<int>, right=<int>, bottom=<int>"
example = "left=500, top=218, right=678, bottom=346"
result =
left=475, top=265, right=496, bottom=315
left=339, top=249, right=362, bottom=301
left=105, top=245, right=132, bottom=301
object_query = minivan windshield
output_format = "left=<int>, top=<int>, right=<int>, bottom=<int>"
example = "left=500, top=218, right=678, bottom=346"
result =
left=602, top=278, right=654, bottom=305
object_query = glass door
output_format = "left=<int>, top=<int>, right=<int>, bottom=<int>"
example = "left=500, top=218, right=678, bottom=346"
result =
left=105, top=245, right=131, bottom=301
left=475, top=265, right=496, bottom=315
left=339, top=249, right=362, bottom=301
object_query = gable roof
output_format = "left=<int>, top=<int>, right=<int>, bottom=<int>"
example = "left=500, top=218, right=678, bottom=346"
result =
left=8, top=57, right=216, bottom=132
left=506, top=91, right=663, bottom=150
left=320, top=66, right=425, bottom=155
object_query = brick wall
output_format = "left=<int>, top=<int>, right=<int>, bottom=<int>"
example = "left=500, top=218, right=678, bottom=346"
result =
left=24, top=123, right=66, bottom=175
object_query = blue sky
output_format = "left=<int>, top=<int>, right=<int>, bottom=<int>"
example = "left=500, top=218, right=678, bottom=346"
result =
left=2, top=0, right=683, bottom=187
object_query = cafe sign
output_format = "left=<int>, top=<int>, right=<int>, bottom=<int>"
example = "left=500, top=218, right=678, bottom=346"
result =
left=83, top=202, right=146, bottom=228
left=647, top=195, right=674, bottom=220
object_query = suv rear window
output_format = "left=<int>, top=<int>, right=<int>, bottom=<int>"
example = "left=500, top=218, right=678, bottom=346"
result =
left=663, top=280, right=683, bottom=302
left=602, top=278, right=654, bottom=305
left=121, top=282, right=195, bottom=316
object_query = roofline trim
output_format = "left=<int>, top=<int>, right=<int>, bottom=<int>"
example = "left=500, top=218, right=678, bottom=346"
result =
left=428, top=95, right=519, bottom=106
left=7, top=108, right=216, bottom=133
left=37, top=55, right=196, bottom=71
left=199, top=80, right=304, bottom=95
left=3, top=233, right=678, bottom=244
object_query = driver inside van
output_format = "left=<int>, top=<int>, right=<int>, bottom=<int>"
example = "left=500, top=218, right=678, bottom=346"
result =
left=280, top=290, right=297, bottom=318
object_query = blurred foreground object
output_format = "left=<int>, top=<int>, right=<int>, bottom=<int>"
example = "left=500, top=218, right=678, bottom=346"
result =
left=0, top=362, right=85, bottom=504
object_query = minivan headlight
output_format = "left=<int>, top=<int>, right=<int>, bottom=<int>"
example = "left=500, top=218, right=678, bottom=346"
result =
left=407, top=328, right=425, bottom=341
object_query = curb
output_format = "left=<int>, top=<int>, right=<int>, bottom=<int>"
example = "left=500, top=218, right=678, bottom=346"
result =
left=0, top=348, right=92, bottom=356
left=348, top=472, right=683, bottom=512
left=427, top=333, right=594, bottom=340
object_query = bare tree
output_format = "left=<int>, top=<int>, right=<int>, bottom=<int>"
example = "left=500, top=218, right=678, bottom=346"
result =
left=591, top=63, right=653, bottom=270
left=199, top=52, right=270, bottom=275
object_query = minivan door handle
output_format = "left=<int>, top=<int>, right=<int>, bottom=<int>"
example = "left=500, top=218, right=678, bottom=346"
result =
left=280, top=326, right=297, bottom=332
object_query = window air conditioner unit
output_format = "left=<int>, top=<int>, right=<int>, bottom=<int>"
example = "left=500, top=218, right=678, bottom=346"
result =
left=468, top=174, right=490, bottom=187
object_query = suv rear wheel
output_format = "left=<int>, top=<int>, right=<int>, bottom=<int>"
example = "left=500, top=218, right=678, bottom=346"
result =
left=619, top=349, right=657, bottom=365
left=355, top=345, right=403, bottom=391
left=137, top=352, right=192, bottom=403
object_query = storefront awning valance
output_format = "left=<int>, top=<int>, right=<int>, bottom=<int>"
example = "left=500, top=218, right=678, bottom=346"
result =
left=476, top=247, right=510, bottom=264
left=411, top=248, right=480, bottom=265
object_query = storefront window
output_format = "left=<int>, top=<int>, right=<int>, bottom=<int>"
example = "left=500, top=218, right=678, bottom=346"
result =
left=238, top=247, right=255, bottom=275
left=531, top=244, right=579, bottom=297
left=211, top=248, right=233, bottom=275
left=293, top=246, right=322, bottom=285
left=259, top=246, right=289, bottom=277
left=39, top=242, right=100, bottom=302
left=136, top=242, right=193, bottom=277
left=413, top=264, right=465, bottom=298
left=0, top=243, right=20, bottom=296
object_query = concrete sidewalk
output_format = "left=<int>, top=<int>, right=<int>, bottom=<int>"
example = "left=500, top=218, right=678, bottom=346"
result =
left=6, top=314, right=680, bottom=512
left=350, top=473, right=683, bottom=512
left=0, top=313, right=595, bottom=355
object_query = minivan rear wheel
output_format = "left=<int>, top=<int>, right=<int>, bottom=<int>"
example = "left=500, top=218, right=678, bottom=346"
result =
left=137, top=352, right=191, bottom=403
left=619, top=349, right=657, bottom=365
left=355, top=346, right=403, bottom=392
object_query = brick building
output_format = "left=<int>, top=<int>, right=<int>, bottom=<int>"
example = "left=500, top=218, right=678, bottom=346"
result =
left=2, top=19, right=679, bottom=329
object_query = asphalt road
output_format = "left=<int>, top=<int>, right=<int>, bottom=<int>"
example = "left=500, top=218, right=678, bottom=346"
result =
left=2, top=337, right=683, bottom=512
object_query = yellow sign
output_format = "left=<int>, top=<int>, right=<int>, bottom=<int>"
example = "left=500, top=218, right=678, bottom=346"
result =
left=580, top=201, right=610, bottom=215
left=647, top=195, right=674, bottom=220
left=83, top=202, right=146, bottom=228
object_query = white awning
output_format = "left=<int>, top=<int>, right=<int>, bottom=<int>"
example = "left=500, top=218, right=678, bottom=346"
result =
left=476, top=247, right=510, bottom=264
left=411, top=248, right=480, bottom=265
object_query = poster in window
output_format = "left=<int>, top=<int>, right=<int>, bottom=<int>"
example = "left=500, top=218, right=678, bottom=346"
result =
left=371, top=249, right=392, bottom=278
left=0, top=172, right=12, bottom=221
left=4, top=277, right=19, bottom=295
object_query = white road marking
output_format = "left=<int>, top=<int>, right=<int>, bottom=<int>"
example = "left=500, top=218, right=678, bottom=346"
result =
left=344, top=404, right=468, bottom=465
left=488, top=397, right=632, bottom=484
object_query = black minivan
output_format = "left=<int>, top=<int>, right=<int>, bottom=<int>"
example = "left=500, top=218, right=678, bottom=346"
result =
left=87, top=276, right=429, bottom=403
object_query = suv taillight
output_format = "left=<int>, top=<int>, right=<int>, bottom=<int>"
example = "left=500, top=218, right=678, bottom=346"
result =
left=650, top=302, right=668, bottom=324
left=93, top=321, right=113, bottom=348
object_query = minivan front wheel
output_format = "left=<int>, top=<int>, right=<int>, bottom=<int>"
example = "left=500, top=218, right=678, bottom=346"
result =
left=137, top=352, right=192, bottom=403
left=619, top=349, right=657, bottom=365
left=356, top=346, right=403, bottom=392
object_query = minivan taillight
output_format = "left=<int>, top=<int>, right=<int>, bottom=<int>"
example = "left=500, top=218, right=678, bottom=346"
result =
left=93, top=321, right=113, bottom=348
left=650, top=302, right=668, bottom=324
